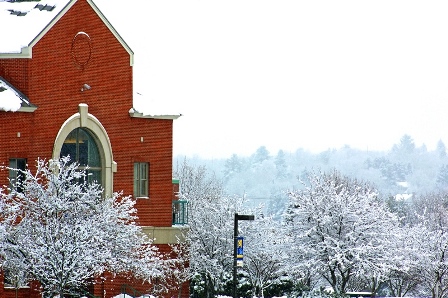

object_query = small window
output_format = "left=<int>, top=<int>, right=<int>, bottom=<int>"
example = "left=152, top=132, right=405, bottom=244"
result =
left=9, top=158, right=26, bottom=192
left=3, top=268, right=28, bottom=289
left=134, top=162, right=149, bottom=198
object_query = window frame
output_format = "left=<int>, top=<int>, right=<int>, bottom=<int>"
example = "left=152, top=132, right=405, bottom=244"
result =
left=60, top=127, right=102, bottom=186
left=9, top=158, right=27, bottom=193
left=133, top=162, right=149, bottom=198
left=3, top=267, right=29, bottom=289
left=52, top=104, right=115, bottom=198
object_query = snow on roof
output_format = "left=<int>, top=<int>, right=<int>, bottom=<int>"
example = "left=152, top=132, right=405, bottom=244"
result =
left=0, top=77, right=33, bottom=112
left=0, top=0, right=71, bottom=54
left=131, top=91, right=182, bottom=119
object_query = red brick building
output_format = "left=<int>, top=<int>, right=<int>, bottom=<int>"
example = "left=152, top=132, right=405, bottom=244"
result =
left=0, top=0, right=186, bottom=297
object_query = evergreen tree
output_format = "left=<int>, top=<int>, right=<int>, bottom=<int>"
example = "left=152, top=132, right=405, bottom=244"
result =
left=251, top=146, right=270, bottom=166
left=274, top=150, right=288, bottom=179
left=436, top=164, right=448, bottom=190
left=437, top=140, right=447, bottom=159
left=224, top=154, right=243, bottom=181
left=393, top=134, right=416, bottom=155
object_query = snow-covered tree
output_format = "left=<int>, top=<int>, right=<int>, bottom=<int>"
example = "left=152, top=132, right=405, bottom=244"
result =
left=421, top=230, right=448, bottom=298
left=242, top=215, right=289, bottom=297
left=436, top=165, right=448, bottom=191
left=392, top=134, right=416, bottom=156
left=174, top=159, right=249, bottom=298
left=224, top=154, right=243, bottom=181
left=275, top=150, right=288, bottom=179
left=0, top=158, right=162, bottom=298
left=251, top=146, right=270, bottom=167
left=165, top=236, right=191, bottom=298
left=411, top=193, right=448, bottom=298
left=384, top=223, right=428, bottom=297
left=284, top=170, right=398, bottom=294
left=437, top=140, right=447, bottom=159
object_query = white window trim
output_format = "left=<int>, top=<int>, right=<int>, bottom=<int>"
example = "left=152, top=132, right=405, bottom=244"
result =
left=52, top=103, right=117, bottom=197
left=134, top=162, right=149, bottom=199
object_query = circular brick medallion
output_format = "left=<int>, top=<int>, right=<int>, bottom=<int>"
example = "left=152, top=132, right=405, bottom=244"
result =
left=71, top=32, right=92, bottom=68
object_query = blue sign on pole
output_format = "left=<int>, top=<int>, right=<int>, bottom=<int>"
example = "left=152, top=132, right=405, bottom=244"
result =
left=237, top=236, right=244, bottom=267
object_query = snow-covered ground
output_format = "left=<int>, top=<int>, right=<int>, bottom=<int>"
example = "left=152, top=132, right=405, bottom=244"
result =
left=112, top=294, right=155, bottom=298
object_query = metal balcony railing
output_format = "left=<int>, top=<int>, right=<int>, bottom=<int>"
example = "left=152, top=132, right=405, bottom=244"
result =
left=172, top=200, right=188, bottom=225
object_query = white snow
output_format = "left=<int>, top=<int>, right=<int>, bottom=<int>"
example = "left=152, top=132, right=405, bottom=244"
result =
left=396, top=181, right=409, bottom=188
left=395, top=193, right=413, bottom=201
left=112, top=294, right=155, bottom=298
left=3, top=158, right=163, bottom=296
left=133, top=91, right=181, bottom=117
left=0, top=79, right=22, bottom=112
left=112, top=295, right=134, bottom=298
left=0, top=0, right=69, bottom=53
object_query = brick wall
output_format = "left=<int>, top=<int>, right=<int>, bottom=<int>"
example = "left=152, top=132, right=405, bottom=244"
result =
left=0, top=0, right=174, bottom=227
left=0, top=59, right=29, bottom=94
left=0, top=0, right=182, bottom=296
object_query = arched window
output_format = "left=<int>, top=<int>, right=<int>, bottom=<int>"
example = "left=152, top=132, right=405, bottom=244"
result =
left=61, top=127, right=102, bottom=184
left=53, top=104, right=116, bottom=197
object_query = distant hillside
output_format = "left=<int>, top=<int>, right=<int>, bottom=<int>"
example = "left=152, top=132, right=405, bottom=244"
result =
left=174, top=134, right=448, bottom=217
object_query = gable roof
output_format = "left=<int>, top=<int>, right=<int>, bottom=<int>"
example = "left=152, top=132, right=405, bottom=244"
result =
left=0, top=0, right=133, bottom=65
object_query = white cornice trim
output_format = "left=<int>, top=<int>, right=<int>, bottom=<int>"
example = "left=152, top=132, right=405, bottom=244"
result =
left=129, top=110, right=182, bottom=120
left=17, top=106, right=38, bottom=113
left=0, top=46, right=32, bottom=59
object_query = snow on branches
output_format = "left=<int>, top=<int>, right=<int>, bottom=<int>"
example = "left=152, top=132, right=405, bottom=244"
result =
left=285, top=170, right=399, bottom=294
left=0, top=157, right=162, bottom=297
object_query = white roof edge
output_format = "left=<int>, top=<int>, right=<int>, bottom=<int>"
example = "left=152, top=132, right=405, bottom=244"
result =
left=87, top=0, right=134, bottom=66
left=129, top=111, right=182, bottom=120
left=0, top=46, right=32, bottom=59
left=17, top=106, right=38, bottom=113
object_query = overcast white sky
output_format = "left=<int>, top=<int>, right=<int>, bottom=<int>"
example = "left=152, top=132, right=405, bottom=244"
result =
left=95, top=0, right=448, bottom=159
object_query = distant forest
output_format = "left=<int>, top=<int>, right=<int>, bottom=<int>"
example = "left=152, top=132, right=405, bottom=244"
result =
left=173, top=134, right=448, bottom=217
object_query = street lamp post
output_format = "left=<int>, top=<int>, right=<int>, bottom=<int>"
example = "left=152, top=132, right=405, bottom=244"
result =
left=233, top=213, right=254, bottom=298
